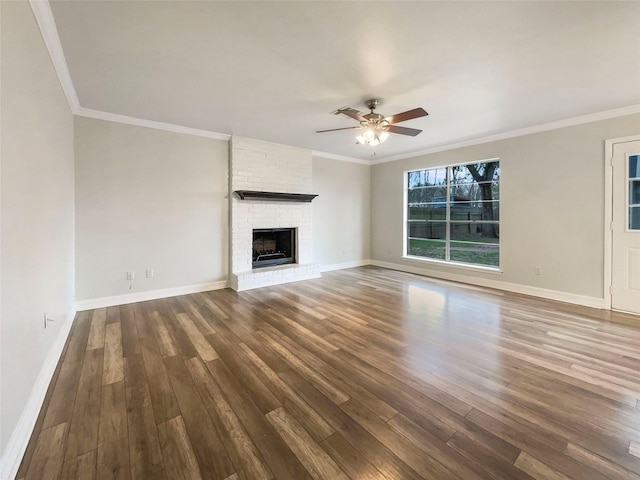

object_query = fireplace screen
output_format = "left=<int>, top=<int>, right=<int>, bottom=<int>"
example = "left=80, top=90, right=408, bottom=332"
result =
left=252, top=228, right=296, bottom=269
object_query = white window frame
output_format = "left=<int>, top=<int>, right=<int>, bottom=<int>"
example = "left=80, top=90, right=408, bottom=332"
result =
left=403, top=158, right=501, bottom=271
left=628, top=154, right=640, bottom=231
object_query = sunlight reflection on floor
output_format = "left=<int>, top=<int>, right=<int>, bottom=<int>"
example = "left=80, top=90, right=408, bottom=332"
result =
left=403, top=280, right=504, bottom=376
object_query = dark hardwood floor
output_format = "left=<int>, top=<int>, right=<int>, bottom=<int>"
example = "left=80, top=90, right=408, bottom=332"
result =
left=16, top=266, right=640, bottom=479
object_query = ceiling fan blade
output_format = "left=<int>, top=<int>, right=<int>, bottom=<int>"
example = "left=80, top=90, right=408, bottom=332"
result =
left=387, top=125, right=422, bottom=136
left=316, top=126, right=361, bottom=133
left=336, top=108, right=368, bottom=123
left=385, top=107, right=428, bottom=124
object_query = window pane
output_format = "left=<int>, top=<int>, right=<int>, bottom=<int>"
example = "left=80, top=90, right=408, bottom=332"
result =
left=450, top=165, right=475, bottom=184
left=450, top=241, right=499, bottom=267
left=630, top=180, right=640, bottom=205
left=408, top=205, right=446, bottom=221
left=408, top=168, right=447, bottom=187
left=434, top=168, right=447, bottom=185
left=407, top=186, right=447, bottom=204
left=408, top=222, right=446, bottom=240
left=450, top=161, right=500, bottom=184
left=408, top=238, right=446, bottom=260
left=450, top=181, right=499, bottom=201
left=448, top=201, right=499, bottom=222
left=408, top=170, right=422, bottom=188
left=450, top=223, right=500, bottom=243
left=631, top=206, right=640, bottom=230
left=630, top=155, right=640, bottom=179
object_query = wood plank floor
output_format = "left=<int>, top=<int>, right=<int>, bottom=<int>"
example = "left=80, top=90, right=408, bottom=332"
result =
left=17, top=266, right=640, bottom=480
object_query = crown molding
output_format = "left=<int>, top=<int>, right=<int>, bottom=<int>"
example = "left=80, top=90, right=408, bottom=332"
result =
left=29, top=0, right=80, bottom=112
left=76, top=107, right=231, bottom=140
left=371, top=104, right=640, bottom=165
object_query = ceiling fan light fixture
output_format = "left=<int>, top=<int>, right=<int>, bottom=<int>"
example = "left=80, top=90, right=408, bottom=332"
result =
left=319, top=98, right=427, bottom=146
left=364, top=128, right=376, bottom=141
left=356, top=124, right=389, bottom=146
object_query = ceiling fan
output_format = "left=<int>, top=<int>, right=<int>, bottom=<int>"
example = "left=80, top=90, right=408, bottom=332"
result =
left=316, top=99, right=428, bottom=146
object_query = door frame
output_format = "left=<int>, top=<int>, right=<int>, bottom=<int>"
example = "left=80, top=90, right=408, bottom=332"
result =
left=604, top=134, right=640, bottom=310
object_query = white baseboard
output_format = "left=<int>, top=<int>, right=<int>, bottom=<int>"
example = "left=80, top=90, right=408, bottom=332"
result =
left=320, top=259, right=372, bottom=272
left=371, top=260, right=606, bottom=309
left=0, top=308, right=76, bottom=480
left=75, top=281, right=228, bottom=311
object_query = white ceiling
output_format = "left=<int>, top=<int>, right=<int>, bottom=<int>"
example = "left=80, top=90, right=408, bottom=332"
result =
left=49, top=1, right=640, bottom=161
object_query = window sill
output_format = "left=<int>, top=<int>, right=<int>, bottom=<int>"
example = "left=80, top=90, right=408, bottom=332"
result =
left=402, top=255, right=503, bottom=275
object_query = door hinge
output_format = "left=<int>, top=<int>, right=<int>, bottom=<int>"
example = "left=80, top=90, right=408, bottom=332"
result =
left=610, top=156, right=614, bottom=166
left=610, top=222, right=614, bottom=231
left=609, top=285, right=614, bottom=295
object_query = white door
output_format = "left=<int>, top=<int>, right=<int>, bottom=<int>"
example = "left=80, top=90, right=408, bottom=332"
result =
left=611, top=140, right=640, bottom=314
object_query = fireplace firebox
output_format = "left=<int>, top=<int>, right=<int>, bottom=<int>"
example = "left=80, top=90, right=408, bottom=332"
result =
left=252, top=228, right=296, bottom=269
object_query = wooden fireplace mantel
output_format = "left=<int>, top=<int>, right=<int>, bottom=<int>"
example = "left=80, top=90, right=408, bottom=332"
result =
left=234, top=190, right=318, bottom=202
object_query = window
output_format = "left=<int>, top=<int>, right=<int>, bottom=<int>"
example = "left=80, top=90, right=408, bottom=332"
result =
left=629, top=154, right=640, bottom=230
left=406, top=159, right=500, bottom=268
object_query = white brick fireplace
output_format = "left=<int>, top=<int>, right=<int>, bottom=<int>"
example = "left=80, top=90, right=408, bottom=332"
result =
left=229, top=137, right=321, bottom=291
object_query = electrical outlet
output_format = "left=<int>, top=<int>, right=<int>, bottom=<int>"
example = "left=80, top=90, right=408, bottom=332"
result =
left=146, top=268, right=154, bottom=278
left=127, top=271, right=135, bottom=281
left=535, top=266, right=542, bottom=276
left=44, top=312, right=47, bottom=329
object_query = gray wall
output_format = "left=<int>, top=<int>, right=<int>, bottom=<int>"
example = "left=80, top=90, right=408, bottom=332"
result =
left=312, top=157, right=370, bottom=267
left=74, top=117, right=228, bottom=300
left=371, top=114, right=640, bottom=299
left=1, top=1, right=75, bottom=456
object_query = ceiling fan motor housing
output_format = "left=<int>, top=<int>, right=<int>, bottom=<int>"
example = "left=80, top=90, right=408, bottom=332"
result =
left=362, top=99, right=389, bottom=131
left=365, top=99, right=381, bottom=111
